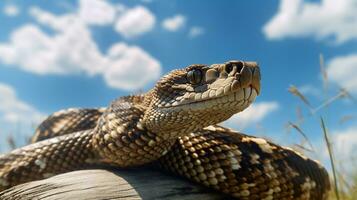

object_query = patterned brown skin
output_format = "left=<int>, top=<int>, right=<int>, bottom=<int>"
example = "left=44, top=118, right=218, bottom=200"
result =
left=0, top=130, right=98, bottom=190
left=0, top=60, right=330, bottom=199
left=32, top=108, right=106, bottom=142
left=158, top=126, right=330, bottom=200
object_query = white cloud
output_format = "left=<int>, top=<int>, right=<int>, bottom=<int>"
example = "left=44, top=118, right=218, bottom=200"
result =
left=29, top=7, right=77, bottom=31
left=114, top=6, right=156, bottom=38
left=78, top=0, right=116, bottom=25
left=188, top=26, right=204, bottom=38
left=115, top=4, right=127, bottom=14
left=224, top=101, right=279, bottom=129
left=105, top=43, right=161, bottom=89
left=327, top=54, right=357, bottom=94
left=162, top=15, right=186, bottom=32
left=3, top=4, right=19, bottom=17
left=0, top=83, right=45, bottom=124
left=263, top=0, right=357, bottom=44
left=0, top=6, right=161, bottom=90
left=298, top=84, right=322, bottom=97
left=0, top=21, right=104, bottom=76
left=332, top=126, right=357, bottom=160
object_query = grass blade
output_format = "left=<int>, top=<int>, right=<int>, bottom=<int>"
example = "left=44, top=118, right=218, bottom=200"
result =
left=339, top=115, right=355, bottom=125
left=7, top=135, right=16, bottom=150
left=321, top=117, right=340, bottom=200
left=288, top=121, right=315, bottom=152
left=312, top=89, right=348, bottom=114
left=294, top=144, right=314, bottom=152
left=288, top=85, right=313, bottom=111
left=320, top=54, right=328, bottom=93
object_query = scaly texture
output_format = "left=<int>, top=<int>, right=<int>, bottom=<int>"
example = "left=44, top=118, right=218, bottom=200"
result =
left=0, top=130, right=98, bottom=189
left=32, top=108, right=106, bottom=143
left=0, top=60, right=330, bottom=199
left=159, top=126, right=330, bottom=199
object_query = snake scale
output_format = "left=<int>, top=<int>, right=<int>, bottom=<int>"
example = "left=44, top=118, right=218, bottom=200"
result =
left=0, top=60, right=330, bottom=199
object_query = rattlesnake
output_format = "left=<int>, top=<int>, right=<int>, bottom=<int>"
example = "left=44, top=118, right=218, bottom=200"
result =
left=0, top=60, right=330, bottom=199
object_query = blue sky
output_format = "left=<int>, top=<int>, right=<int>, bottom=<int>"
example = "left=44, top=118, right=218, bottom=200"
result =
left=0, top=0, right=356, bottom=170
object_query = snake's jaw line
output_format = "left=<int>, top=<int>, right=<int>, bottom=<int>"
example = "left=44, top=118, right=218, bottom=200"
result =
left=143, top=60, right=261, bottom=135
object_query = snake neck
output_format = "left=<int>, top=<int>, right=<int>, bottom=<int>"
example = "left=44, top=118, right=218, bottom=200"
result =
left=91, top=95, right=180, bottom=167
left=92, top=61, right=261, bottom=167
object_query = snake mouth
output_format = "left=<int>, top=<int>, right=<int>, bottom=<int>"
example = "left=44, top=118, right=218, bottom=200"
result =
left=159, top=85, right=258, bottom=109
left=183, top=86, right=258, bottom=109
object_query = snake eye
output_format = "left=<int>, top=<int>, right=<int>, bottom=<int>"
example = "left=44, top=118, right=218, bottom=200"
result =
left=187, top=69, right=203, bottom=85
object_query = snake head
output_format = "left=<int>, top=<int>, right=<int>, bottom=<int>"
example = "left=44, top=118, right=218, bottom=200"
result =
left=144, top=60, right=261, bottom=135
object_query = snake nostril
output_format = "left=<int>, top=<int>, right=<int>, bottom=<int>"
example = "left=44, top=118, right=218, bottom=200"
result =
left=235, top=61, right=244, bottom=74
left=225, top=61, right=245, bottom=75
left=225, top=63, right=233, bottom=74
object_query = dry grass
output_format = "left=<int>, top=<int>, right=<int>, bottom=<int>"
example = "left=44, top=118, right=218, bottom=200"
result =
left=321, top=117, right=340, bottom=200
left=287, top=55, right=356, bottom=200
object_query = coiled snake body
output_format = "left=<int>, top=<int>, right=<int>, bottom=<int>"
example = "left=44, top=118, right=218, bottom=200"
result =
left=0, top=61, right=330, bottom=199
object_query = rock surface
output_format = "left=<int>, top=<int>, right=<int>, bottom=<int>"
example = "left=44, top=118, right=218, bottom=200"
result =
left=0, top=168, right=225, bottom=200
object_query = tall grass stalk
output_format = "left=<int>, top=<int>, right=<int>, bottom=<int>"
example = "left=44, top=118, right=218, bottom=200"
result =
left=321, top=117, right=340, bottom=200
